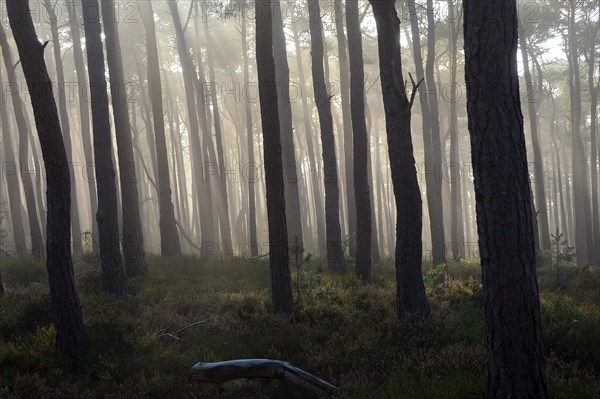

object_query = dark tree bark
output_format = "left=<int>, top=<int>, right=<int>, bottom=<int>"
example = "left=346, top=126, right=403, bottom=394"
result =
left=272, top=1, right=304, bottom=247
left=139, top=0, right=182, bottom=257
left=447, top=0, right=465, bottom=261
left=308, top=0, right=346, bottom=273
left=406, top=0, right=446, bottom=267
left=240, top=5, right=258, bottom=258
left=68, top=3, right=99, bottom=244
left=346, top=0, right=371, bottom=279
left=0, top=24, right=45, bottom=259
left=291, top=22, right=326, bottom=255
left=0, top=54, right=26, bottom=255
left=6, top=0, right=87, bottom=359
left=463, top=0, right=548, bottom=396
left=101, top=0, right=147, bottom=276
left=255, top=0, right=294, bottom=317
left=519, top=23, right=551, bottom=251
left=370, top=0, right=430, bottom=322
left=334, top=0, right=357, bottom=258
left=82, top=0, right=127, bottom=295
left=44, top=0, right=83, bottom=258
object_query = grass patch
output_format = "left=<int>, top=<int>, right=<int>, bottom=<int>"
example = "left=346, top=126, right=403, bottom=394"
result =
left=0, top=256, right=598, bottom=398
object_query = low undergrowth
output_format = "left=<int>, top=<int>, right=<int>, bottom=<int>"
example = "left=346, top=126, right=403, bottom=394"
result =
left=0, top=256, right=598, bottom=398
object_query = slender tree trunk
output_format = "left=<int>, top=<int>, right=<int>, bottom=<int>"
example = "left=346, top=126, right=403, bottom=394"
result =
left=407, top=0, right=445, bottom=267
left=365, top=101, right=381, bottom=262
left=463, top=0, right=548, bottom=396
left=169, top=0, right=214, bottom=253
left=101, top=0, right=147, bottom=276
left=7, top=0, right=86, bottom=359
left=346, top=0, right=371, bottom=279
left=519, top=25, right=551, bottom=250
left=334, top=0, right=357, bottom=258
left=44, top=0, right=83, bottom=258
left=68, top=3, right=99, bottom=244
left=140, top=1, right=181, bottom=257
left=255, top=0, right=294, bottom=317
left=82, top=0, right=127, bottom=296
left=272, top=1, right=304, bottom=247
left=240, top=7, right=258, bottom=258
left=202, top=22, right=234, bottom=255
left=567, top=1, right=593, bottom=265
left=0, top=25, right=44, bottom=258
left=291, top=23, right=326, bottom=255
left=308, top=0, right=346, bottom=274
left=586, top=24, right=599, bottom=265
left=448, top=0, right=465, bottom=261
left=370, top=0, right=430, bottom=322
left=0, top=59, right=26, bottom=255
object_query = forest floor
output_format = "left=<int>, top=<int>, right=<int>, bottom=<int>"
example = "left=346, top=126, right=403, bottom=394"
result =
left=0, top=255, right=599, bottom=398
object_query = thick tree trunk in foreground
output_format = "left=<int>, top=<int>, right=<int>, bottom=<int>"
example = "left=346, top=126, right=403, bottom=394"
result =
left=308, top=0, right=346, bottom=274
left=346, top=0, right=372, bottom=279
left=370, top=0, right=430, bottom=322
left=82, top=0, right=127, bottom=296
left=7, top=0, right=87, bottom=358
left=139, top=0, right=182, bottom=257
left=256, top=0, right=294, bottom=317
left=101, top=0, right=147, bottom=276
left=463, top=0, right=548, bottom=396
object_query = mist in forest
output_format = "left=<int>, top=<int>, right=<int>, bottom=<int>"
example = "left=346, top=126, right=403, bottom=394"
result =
left=0, top=1, right=598, bottom=398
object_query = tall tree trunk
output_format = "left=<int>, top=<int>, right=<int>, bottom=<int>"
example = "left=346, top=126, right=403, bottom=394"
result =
left=425, top=0, right=447, bottom=266
left=44, top=0, right=83, bottom=258
left=463, top=0, right=548, bottom=396
left=82, top=0, right=127, bottom=296
left=334, top=0, right=357, bottom=258
left=0, top=57, right=26, bottom=255
left=291, top=22, right=326, bottom=255
left=241, top=5, right=258, bottom=258
left=7, top=0, right=87, bottom=359
left=0, top=25, right=44, bottom=258
left=519, top=24, right=551, bottom=250
left=101, top=0, right=147, bottom=276
left=346, top=0, right=371, bottom=279
left=407, top=0, right=446, bottom=267
left=272, top=1, right=304, bottom=247
left=203, top=21, right=234, bottom=255
left=169, top=0, right=213, bottom=252
left=585, top=21, right=599, bottom=265
left=567, top=0, right=593, bottom=265
left=68, top=3, right=99, bottom=244
left=308, top=0, right=346, bottom=274
left=255, top=0, right=294, bottom=317
left=370, top=0, right=430, bottom=322
left=447, top=0, right=465, bottom=261
left=140, top=0, right=182, bottom=257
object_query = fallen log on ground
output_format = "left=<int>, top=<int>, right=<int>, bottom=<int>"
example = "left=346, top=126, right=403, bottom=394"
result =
left=188, top=359, right=338, bottom=398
